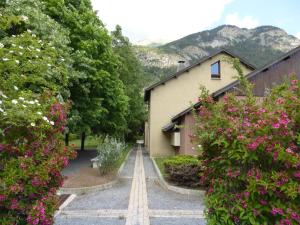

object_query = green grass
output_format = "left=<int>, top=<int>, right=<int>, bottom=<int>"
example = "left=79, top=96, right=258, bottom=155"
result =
left=69, top=136, right=99, bottom=149
left=154, top=157, right=167, bottom=178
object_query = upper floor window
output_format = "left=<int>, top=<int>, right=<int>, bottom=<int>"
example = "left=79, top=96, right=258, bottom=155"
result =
left=211, top=61, right=220, bottom=79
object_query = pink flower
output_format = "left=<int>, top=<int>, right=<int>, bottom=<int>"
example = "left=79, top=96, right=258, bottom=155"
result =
left=272, top=123, right=280, bottom=129
left=276, top=97, right=285, bottom=104
left=260, top=200, right=267, bottom=205
left=271, top=207, right=284, bottom=215
left=0, top=194, right=5, bottom=201
left=248, top=141, right=259, bottom=150
left=237, top=134, right=245, bottom=140
left=293, top=171, right=300, bottom=179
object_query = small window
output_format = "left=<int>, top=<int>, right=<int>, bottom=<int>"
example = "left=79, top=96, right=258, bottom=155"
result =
left=211, top=61, right=220, bottom=79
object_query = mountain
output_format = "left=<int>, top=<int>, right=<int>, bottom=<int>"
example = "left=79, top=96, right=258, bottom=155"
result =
left=135, top=25, right=300, bottom=84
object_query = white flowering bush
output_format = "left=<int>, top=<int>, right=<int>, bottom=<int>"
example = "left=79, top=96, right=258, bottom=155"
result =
left=96, top=136, right=127, bottom=175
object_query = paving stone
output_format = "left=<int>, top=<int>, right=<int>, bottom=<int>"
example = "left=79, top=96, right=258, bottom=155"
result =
left=55, top=217, right=125, bottom=225
left=147, top=180, right=204, bottom=210
left=150, top=217, right=206, bottom=225
left=64, top=178, right=132, bottom=210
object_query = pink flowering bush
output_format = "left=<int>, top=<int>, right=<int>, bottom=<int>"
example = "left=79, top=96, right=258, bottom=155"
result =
left=194, top=64, right=300, bottom=224
left=0, top=90, right=76, bottom=224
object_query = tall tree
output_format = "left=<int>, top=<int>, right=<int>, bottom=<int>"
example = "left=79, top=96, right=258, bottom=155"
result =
left=42, top=0, right=129, bottom=148
left=111, top=25, right=146, bottom=141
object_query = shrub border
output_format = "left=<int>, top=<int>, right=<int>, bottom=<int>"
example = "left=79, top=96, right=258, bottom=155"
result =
left=151, top=157, right=206, bottom=197
left=57, top=148, right=133, bottom=195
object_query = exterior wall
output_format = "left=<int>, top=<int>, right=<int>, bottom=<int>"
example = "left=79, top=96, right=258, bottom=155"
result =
left=250, top=51, right=300, bottom=96
left=179, top=113, right=198, bottom=155
left=148, top=53, right=253, bottom=157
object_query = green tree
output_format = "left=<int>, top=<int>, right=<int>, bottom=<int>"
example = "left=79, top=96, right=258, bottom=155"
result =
left=42, top=0, right=129, bottom=148
left=111, top=25, right=146, bottom=141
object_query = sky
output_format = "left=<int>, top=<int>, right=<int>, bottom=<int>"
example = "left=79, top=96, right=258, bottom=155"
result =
left=91, top=0, right=300, bottom=44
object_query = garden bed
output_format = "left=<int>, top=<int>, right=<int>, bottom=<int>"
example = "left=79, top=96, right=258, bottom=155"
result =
left=154, top=156, right=205, bottom=190
left=62, top=167, right=117, bottom=188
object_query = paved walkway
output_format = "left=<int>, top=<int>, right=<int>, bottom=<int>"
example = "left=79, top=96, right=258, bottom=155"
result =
left=55, top=146, right=206, bottom=225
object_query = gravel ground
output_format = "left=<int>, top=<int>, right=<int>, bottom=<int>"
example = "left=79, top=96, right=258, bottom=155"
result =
left=147, top=180, right=204, bottom=210
left=56, top=147, right=206, bottom=225
left=150, top=217, right=206, bottom=225
left=143, top=154, right=158, bottom=178
left=64, top=178, right=131, bottom=210
left=119, top=150, right=136, bottom=178
left=55, top=217, right=125, bottom=225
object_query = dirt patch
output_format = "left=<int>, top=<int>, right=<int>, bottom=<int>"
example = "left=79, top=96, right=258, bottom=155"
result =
left=63, top=167, right=117, bottom=188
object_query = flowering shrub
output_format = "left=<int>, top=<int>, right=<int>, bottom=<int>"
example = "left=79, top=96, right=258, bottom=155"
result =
left=194, top=71, right=300, bottom=223
left=0, top=89, right=76, bottom=225
left=96, top=136, right=127, bottom=175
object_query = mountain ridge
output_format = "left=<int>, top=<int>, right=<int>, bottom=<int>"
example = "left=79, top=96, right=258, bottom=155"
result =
left=135, top=25, right=300, bottom=84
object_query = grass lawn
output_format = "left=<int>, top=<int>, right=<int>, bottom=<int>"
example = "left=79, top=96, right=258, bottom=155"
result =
left=154, top=157, right=167, bottom=178
left=69, top=136, right=99, bottom=149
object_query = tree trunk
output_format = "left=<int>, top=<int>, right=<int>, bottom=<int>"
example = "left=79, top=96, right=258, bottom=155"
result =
left=81, top=132, right=86, bottom=151
left=65, top=133, right=69, bottom=146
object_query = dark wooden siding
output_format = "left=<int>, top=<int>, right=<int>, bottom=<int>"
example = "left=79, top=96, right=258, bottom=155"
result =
left=249, top=50, right=300, bottom=96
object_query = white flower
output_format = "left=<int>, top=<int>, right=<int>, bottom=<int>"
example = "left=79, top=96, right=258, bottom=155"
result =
left=47, top=64, right=51, bottom=67
left=27, top=29, right=32, bottom=33
left=37, top=112, right=42, bottom=115
left=19, top=46, right=24, bottom=49
left=12, top=35, right=16, bottom=37
left=37, top=103, right=41, bottom=106
left=49, top=121, right=54, bottom=125
left=1, top=94, right=7, bottom=99
left=13, top=86, right=18, bottom=91
left=0, top=108, right=3, bottom=112
left=19, top=52, right=23, bottom=55
left=15, top=60, right=20, bottom=64
left=34, top=100, right=39, bottom=103
left=3, top=58, right=9, bottom=61
left=9, top=50, right=14, bottom=53
left=22, top=104, right=27, bottom=108
left=0, top=43, right=4, bottom=48
left=12, top=99, right=18, bottom=104
left=38, top=40, right=42, bottom=43
left=0, top=100, right=2, bottom=104
left=19, top=97, right=24, bottom=100
left=51, top=47, right=55, bottom=49
left=42, top=116, right=49, bottom=122
left=30, top=122, right=35, bottom=127
left=12, top=44, right=16, bottom=47
left=28, top=100, right=35, bottom=104
left=61, top=58, right=65, bottom=61
left=21, top=15, right=28, bottom=21
left=36, top=49, right=40, bottom=52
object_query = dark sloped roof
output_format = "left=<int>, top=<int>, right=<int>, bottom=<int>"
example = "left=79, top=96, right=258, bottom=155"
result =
left=144, top=48, right=256, bottom=102
left=167, top=45, right=300, bottom=124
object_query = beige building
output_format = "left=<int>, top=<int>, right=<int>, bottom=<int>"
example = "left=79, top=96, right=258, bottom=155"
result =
left=144, top=49, right=255, bottom=157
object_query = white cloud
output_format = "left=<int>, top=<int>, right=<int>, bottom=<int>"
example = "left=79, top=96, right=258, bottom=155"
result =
left=225, top=12, right=259, bottom=29
left=92, top=0, right=234, bottom=44
left=296, top=32, right=300, bottom=39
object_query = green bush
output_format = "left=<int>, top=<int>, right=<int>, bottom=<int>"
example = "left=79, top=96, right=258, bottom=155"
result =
left=163, top=155, right=205, bottom=188
left=96, top=136, right=127, bottom=175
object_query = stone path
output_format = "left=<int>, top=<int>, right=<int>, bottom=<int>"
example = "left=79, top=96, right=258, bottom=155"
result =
left=55, top=146, right=206, bottom=225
